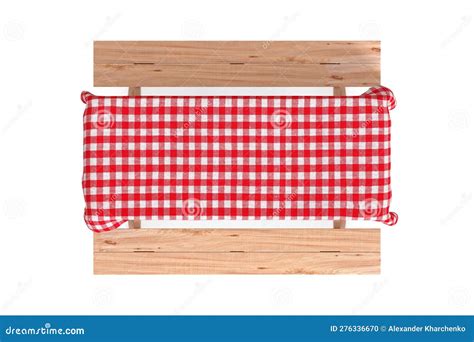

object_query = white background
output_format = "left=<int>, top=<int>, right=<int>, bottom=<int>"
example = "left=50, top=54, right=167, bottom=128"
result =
left=1, top=0, right=473, bottom=315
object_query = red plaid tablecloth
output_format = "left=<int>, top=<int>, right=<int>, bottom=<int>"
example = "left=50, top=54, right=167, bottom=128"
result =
left=82, top=87, right=398, bottom=232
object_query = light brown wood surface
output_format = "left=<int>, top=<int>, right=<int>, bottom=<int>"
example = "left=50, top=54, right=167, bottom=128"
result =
left=94, top=41, right=380, bottom=87
left=94, top=228, right=380, bottom=274
left=94, top=251, right=379, bottom=275
left=95, top=41, right=380, bottom=64
left=94, top=228, right=379, bottom=253
left=95, top=63, right=380, bottom=87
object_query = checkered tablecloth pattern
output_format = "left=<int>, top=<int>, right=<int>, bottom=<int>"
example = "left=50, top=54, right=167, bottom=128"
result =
left=82, top=87, right=398, bottom=232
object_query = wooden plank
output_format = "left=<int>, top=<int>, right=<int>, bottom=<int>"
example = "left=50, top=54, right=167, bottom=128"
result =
left=94, top=229, right=380, bottom=273
left=94, top=251, right=380, bottom=274
left=94, top=228, right=380, bottom=253
left=94, top=41, right=380, bottom=65
left=94, top=63, right=380, bottom=87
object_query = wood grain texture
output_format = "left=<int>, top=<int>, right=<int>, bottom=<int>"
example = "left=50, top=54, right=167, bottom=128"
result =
left=94, top=41, right=381, bottom=64
left=93, top=229, right=380, bottom=274
left=94, top=62, right=380, bottom=87
left=94, top=228, right=379, bottom=253
left=94, top=252, right=379, bottom=275
left=94, top=41, right=380, bottom=87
